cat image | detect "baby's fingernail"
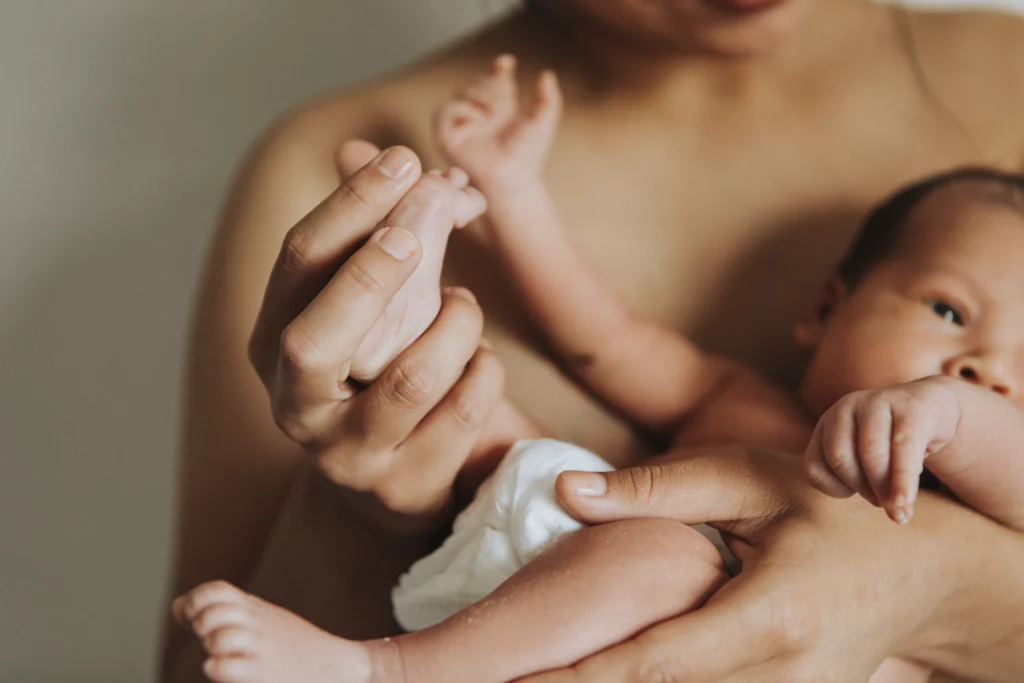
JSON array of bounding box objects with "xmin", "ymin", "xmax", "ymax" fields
[
  {"xmin": 376, "ymin": 227, "xmax": 418, "ymax": 260},
  {"xmin": 562, "ymin": 471, "xmax": 607, "ymax": 497},
  {"xmin": 443, "ymin": 286, "xmax": 477, "ymax": 304},
  {"xmin": 376, "ymin": 147, "xmax": 414, "ymax": 180}
]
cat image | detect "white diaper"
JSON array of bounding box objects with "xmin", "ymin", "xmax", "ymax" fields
[{"xmin": 391, "ymin": 438, "xmax": 735, "ymax": 632}]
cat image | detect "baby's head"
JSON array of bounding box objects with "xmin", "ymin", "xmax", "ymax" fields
[{"xmin": 796, "ymin": 168, "xmax": 1024, "ymax": 415}]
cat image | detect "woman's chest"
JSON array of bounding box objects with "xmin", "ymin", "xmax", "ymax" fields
[{"xmin": 431, "ymin": 94, "xmax": 989, "ymax": 460}]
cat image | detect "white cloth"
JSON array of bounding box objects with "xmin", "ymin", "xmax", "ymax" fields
[{"xmin": 391, "ymin": 438, "xmax": 735, "ymax": 632}]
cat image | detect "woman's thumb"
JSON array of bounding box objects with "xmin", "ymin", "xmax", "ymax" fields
[{"xmin": 555, "ymin": 446, "xmax": 786, "ymax": 529}]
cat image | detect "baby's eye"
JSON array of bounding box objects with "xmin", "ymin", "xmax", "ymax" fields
[{"xmin": 926, "ymin": 300, "xmax": 964, "ymax": 326}]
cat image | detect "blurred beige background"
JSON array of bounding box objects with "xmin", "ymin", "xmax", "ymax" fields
[{"xmin": 0, "ymin": 1, "xmax": 1021, "ymax": 681}]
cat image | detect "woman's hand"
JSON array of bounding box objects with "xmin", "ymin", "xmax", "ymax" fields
[
  {"xmin": 247, "ymin": 145, "xmax": 504, "ymax": 532},
  {"xmin": 518, "ymin": 445, "xmax": 979, "ymax": 683}
]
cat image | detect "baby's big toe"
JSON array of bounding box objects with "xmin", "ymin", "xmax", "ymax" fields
[
  {"xmin": 191, "ymin": 601, "xmax": 253, "ymax": 638},
  {"xmin": 204, "ymin": 625, "xmax": 259, "ymax": 658}
]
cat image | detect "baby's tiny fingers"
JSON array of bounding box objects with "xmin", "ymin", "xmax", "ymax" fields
[
  {"xmin": 889, "ymin": 412, "xmax": 928, "ymax": 524},
  {"xmin": 821, "ymin": 401, "xmax": 878, "ymax": 505},
  {"xmin": 855, "ymin": 398, "xmax": 893, "ymax": 508},
  {"xmin": 803, "ymin": 422, "xmax": 856, "ymax": 498}
]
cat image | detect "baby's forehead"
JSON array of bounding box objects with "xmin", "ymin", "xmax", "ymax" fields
[{"xmin": 900, "ymin": 180, "xmax": 1024, "ymax": 246}]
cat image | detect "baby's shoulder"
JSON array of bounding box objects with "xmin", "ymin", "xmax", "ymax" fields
[{"xmin": 673, "ymin": 366, "xmax": 812, "ymax": 455}]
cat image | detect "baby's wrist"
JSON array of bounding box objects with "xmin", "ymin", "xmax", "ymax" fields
[
  {"xmin": 473, "ymin": 166, "xmax": 543, "ymax": 195},
  {"xmin": 475, "ymin": 171, "xmax": 547, "ymax": 208}
]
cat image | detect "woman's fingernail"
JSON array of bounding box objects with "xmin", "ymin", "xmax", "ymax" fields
[
  {"xmin": 376, "ymin": 227, "xmax": 418, "ymax": 260},
  {"xmin": 892, "ymin": 496, "xmax": 914, "ymax": 525},
  {"xmin": 562, "ymin": 471, "xmax": 607, "ymax": 497},
  {"xmin": 376, "ymin": 148, "xmax": 414, "ymax": 180},
  {"xmin": 443, "ymin": 286, "xmax": 477, "ymax": 304}
]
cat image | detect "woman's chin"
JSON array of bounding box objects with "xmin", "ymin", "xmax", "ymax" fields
[{"xmin": 685, "ymin": 0, "xmax": 809, "ymax": 58}]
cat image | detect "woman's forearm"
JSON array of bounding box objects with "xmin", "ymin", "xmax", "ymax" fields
[
  {"xmin": 907, "ymin": 493, "xmax": 1024, "ymax": 681},
  {"xmin": 163, "ymin": 463, "xmax": 436, "ymax": 683}
]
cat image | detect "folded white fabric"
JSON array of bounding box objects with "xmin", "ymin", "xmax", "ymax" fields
[{"xmin": 391, "ymin": 438, "xmax": 735, "ymax": 632}]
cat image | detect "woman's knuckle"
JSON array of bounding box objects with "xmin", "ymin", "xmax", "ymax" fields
[
  {"xmin": 449, "ymin": 391, "xmax": 490, "ymax": 430},
  {"xmin": 279, "ymin": 227, "xmax": 316, "ymax": 273},
  {"xmin": 333, "ymin": 181, "xmax": 373, "ymax": 209},
  {"xmin": 271, "ymin": 404, "xmax": 311, "ymax": 444},
  {"xmin": 624, "ymin": 465, "xmax": 662, "ymax": 506},
  {"xmin": 341, "ymin": 258, "xmax": 388, "ymax": 296},
  {"xmin": 383, "ymin": 362, "xmax": 436, "ymax": 407},
  {"xmin": 278, "ymin": 324, "xmax": 324, "ymax": 375}
]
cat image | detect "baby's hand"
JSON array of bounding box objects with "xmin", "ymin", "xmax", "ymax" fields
[
  {"xmin": 434, "ymin": 55, "xmax": 562, "ymax": 190},
  {"xmin": 803, "ymin": 378, "xmax": 961, "ymax": 524}
]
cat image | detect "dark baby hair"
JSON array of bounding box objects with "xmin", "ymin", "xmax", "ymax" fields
[{"xmin": 838, "ymin": 167, "xmax": 1024, "ymax": 286}]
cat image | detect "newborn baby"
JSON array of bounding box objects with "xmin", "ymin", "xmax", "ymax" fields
[{"xmin": 174, "ymin": 56, "xmax": 1024, "ymax": 683}]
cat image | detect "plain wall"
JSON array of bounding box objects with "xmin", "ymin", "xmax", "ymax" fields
[
  {"xmin": 0, "ymin": 2, "xmax": 513, "ymax": 681},
  {"xmin": 0, "ymin": 1, "xmax": 1021, "ymax": 681}
]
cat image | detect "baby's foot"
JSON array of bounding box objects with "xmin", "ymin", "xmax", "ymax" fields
[
  {"xmin": 435, "ymin": 54, "xmax": 561, "ymax": 190},
  {"xmin": 174, "ymin": 581, "xmax": 401, "ymax": 683},
  {"xmin": 337, "ymin": 141, "xmax": 487, "ymax": 382}
]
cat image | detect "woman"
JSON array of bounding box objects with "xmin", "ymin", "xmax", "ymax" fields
[{"xmin": 163, "ymin": 0, "xmax": 1024, "ymax": 680}]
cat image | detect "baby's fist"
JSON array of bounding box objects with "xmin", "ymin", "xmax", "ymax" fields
[
  {"xmin": 803, "ymin": 378, "xmax": 961, "ymax": 524},
  {"xmin": 434, "ymin": 55, "xmax": 562, "ymax": 189}
]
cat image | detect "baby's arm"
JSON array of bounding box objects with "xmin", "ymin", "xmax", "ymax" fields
[
  {"xmin": 804, "ymin": 376, "xmax": 1024, "ymax": 529},
  {"xmin": 436, "ymin": 57, "xmax": 738, "ymax": 437}
]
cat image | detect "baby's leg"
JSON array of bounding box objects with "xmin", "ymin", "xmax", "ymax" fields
[
  {"xmin": 869, "ymin": 657, "xmax": 934, "ymax": 683},
  {"xmin": 397, "ymin": 517, "xmax": 728, "ymax": 683},
  {"xmin": 176, "ymin": 519, "xmax": 727, "ymax": 683},
  {"xmin": 336, "ymin": 140, "xmax": 487, "ymax": 382}
]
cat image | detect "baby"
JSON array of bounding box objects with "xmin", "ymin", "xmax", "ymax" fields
[{"xmin": 174, "ymin": 56, "xmax": 1024, "ymax": 683}]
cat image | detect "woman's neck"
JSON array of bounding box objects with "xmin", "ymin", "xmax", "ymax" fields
[{"xmin": 514, "ymin": 0, "xmax": 890, "ymax": 108}]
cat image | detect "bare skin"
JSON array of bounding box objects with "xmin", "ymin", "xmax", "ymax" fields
[
  {"xmin": 165, "ymin": 1, "xmax": 1024, "ymax": 682},
  {"xmin": 176, "ymin": 519, "xmax": 727, "ymax": 683},
  {"xmin": 341, "ymin": 143, "xmax": 487, "ymax": 382},
  {"xmin": 173, "ymin": 62, "xmax": 1024, "ymax": 683}
]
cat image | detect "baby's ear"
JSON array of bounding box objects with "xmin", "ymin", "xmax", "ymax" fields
[{"xmin": 793, "ymin": 275, "xmax": 847, "ymax": 349}]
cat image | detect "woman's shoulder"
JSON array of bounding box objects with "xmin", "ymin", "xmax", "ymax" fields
[
  {"xmin": 908, "ymin": 6, "xmax": 1024, "ymax": 75},
  {"xmin": 905, "ymin": 6, "xmax": 1024, "ymax": 166}
]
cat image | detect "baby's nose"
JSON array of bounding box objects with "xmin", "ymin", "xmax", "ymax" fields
[{"xmin": 945, "ymin": 355, "xmax": 1017, "ymax": 398}]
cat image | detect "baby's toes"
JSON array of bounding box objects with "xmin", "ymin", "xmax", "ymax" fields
[
  {"xmin": 452, "ymin": 186, "xmax": 487, "ymax": 228},
  {"xmin": 444, "ymin": 167, "xmax": 470, "ymax": 189},
  {"xmin": 191, "ymin": 601, "xmax": 253, "ymax": 639},
  {"xmin": 204, "ymin": 625, "xmax": 259, "ymax": 659},
  {"xmin": 174, "ymin": 581, "xmax": 249, "ymax": 626},
  {"xmin": 203, "ymin": 655, "xmax": 262, "ymax": 683}
]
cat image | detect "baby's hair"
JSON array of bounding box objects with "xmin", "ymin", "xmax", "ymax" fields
[{"xmin": 838, "ymin": 167, "xmax": 1024, "ymax": 286}]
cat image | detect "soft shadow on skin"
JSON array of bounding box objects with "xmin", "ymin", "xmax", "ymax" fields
[
  {"xmin": 0, "ymin": 2, "xmax": 515, "ymax": 681},
  {"xmin": 687, "ymin": 205, "xmax": 864, "ymax": 388},
  {"xmin": 444, "ymin": 204, "xmax": 865, "ymax": 387}
]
